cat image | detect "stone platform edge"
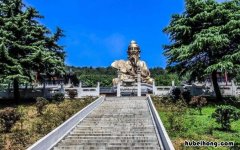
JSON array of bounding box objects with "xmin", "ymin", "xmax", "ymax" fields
[
  {"xmin": 27, "ymin": 96, "xmax": 105, "ymax": 150},
  {"xmin": 147, "ymin": 95, "xmax": 175, "ymax": 150}
]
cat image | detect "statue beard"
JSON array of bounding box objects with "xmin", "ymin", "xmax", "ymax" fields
[{"xmin": 129, "ymin": 55, "xmax": 139, "ymax": 68}]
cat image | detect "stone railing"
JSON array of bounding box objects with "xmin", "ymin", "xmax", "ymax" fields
[
  {"xmin": 236, "ymin": 87, "xmax": 240, "ymax": 96},
  {"xmin": 147, "ymin": 95, "xmax": 175, "ymax": 150},
  {"xmin": 0, "ymin": 82, "xmax": 100, "ymax": 99},
  {"xmin": 27, "ymin": 96, "xmax": 105, "ymax": 150},
  {"xmin": 153, "ymin": 86, "xmax": 172, "ymax": 96}
]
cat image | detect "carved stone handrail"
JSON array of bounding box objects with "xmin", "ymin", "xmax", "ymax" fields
[{"xmin": 147, "ymin": 95, "xmax": 175, "ymax": 150}]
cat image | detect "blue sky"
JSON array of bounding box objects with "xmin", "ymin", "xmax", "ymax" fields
[{"xmin": 24, "ymin": 0, "xmax": 224, "ymax": 68}]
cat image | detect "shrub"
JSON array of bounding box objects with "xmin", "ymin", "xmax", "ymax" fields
[
  {"xmin": 32, "ymin": 109, "xmax": 59, "ymax": 134},
  {"xmin": 181, "ymin": 89, "xmax": 191, "ymax": 104},
  {"xmin": 68, "ymin": 89, "xmax": 77, "ymax": 99},
  {"xmin": 0, "ymin": 107, "xmax": 20, "ymax": 133},
  {"xmin": 17, "ymin": 106, "xmax": 25, "ymax": 130},
  {"xmin": 170, "ymin": 87, "xmax": 181, "ymax": 102},
  {"xmin": 189, "ymin": 96, "xmax": 207, "ymax": 115},
  {"xmin": 53, "ymin": 93, "xmax": 65, "ymax": 102},
  {"xmin": 11, "ymin": 130, "xmax": 31, "ymax": 149},
  {"xmin": 212, "ymin": 105, "xmax": 240, "ymax": 131},
  {"xmin": 167, "ymin": 104, "xmax": 187, "ymax": 136},
  {"xmin": 36, "ymin": 97, "xmax": 49, "ymax": 115},
  {"xmin": 0, "ymin": 135, "xmax": 4, "ymax": 149},
  {"xmin": 168, "ymin": 112, "xmax": 186, "ymax": 135}
]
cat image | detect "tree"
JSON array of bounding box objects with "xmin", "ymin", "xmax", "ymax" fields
[
  {"xmin": 0, "ymin": 0, "xmax": 65, "ymax": 103},
  {"xmin": 212, "ymin": 105, "xmax": 239, "ymax": 131},
  {"xmin": 163, "ymin": 0, "xmax": 240, "ymax": 101}
]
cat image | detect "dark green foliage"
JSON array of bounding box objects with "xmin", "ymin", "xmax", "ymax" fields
[
  {"xmin": 0, "ymin": 107, "xmax": 20, "ymax": 133},
  {"xmin": 154, "ymin": 74, "xmax": 180, "ymax": 86},
  {"xmin": 35, "ymin": 97, "xmax": 48, "ymax": 115},
  {"xmin": 67, "ymin": 66, "xmax": 117, "ymax": 87},
  {"xmin": 163, "ymin": 0, "xmax": 240, "ymax": 101},
  {"xmin": 182, "ymin": 89, "xmax": 191, "ymax": 104},
  {"xmin": 230, "ymin": 143, "xmax": 240, "ymax": 150},
  {"xmin": 150, "ymin": 67, "xmax": 180, "ymax": 86},
  {"xmin": 149, "ymin": 67, "xmax": 165, "ymax": 77},
  {"xmin": 0, "ymin": 0, "xmax": 65, "ymax": 102},
  {"xmin": 68, "ymin": 89, "xmax": 77, "ymax": 99},
  {"xmin": 53, "ymin": 93, "xmax": 64, "ymax": 102},
  {"xmin": 236, "ymin": 73, "xmax": 240, "ymax": 83},
  {"xmin": 79, "ymin": 75, "xmax": 113, "ymax": 87},
  {"xmin": 67, "ymin": 66, "xmax": 179, "ymax": 87},
  {"xmin": 67, "ymin": 66, "xmax": 117, "ymax": 76},
  {"xmin": 189, "ymin": 96, "xmax": 207, "ymax": 115},
  {"xmin": 170, "ymin": 87, "xmax": 181, "ymax": 101},
  {"xmin": 212, "ymin": 105, "xmax": 240, "ymax": 131}
]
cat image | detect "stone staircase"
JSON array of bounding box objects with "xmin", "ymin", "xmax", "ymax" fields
[{"xmin": 53, "ymin": 97, "xmax": 162, "ymax": 150}]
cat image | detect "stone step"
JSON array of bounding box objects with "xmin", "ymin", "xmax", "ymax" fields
[
  {"xmin": 59, "ymin": 139, "xmax": 158, "ymax": 145},
  {"xmin": 54, "ymin": 146, "xmax": 159, "ymax": 150},
  {"xmin": 70, "ymin": 130, "xmax": 155, "ymax": 134},
  {"xmin": 71, "ymin": 129, "xmax": 155, "ymax": 133},
  {"xmin": 105, "ymin": 97, "xmax": 146, "ymax": 100},
  {"xmin": 68, "ymin": 133, "xmax": 157, "ymax": 137},
  {"xmin": 66, "ymin": 136, "xmax": 158, "ymax": 140},
  {"xmin": 79, "ymin": 121, "xmax": 153, "ymax": 124},
  {"xmin": 74, "ymin": 125, "xmax": 155, "ymax": 129},
  {"xmin": 80, "ymin": 118, "xmax": 152, "ymax": 120},
  {"xmin": 53, "ymin": 98, "xmax": 161, "ymax": 149},
  {"xmin": 57, "ymin": 142, "xmax": 159, "ymax": 147}
]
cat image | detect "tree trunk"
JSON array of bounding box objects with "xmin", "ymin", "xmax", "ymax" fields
[
  {"xmin": 211, "ymin": 71, "xmax": 223, "ymax": 101},
  {"xmin": 13, "ymin": 78, "xmax": 20, "ymax": 104}
]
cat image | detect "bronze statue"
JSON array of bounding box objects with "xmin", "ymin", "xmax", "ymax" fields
[{"xmin": 111, "ymin": 40, "xmax": 153, "ymax": 85}]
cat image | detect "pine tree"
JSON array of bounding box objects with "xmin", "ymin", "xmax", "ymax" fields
[
  {"xmin": 163, "ymin": 0, "xmax": 240, "ymax": 101},
  {"xmin": 0, "ymin": 0, "xmax": 65, "ymax": 103}
]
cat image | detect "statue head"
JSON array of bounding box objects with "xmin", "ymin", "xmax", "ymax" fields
[{"xmin": 127, "ymin": 40, "xmax": 140, "ymax": 66}]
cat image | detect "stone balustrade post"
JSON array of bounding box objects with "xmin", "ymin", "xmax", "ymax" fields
[
  {"xmin": 60, "ymin": 83, "xmax": 65, "ymax": 94},
  {"xmin": 152, "ymin": 80, "xmax": 156, "ymax": 95},
  {"xmin": 232, "ymin": 80, "xmax": 236, "ymax": 96},
  {"xmin": 117, "ymin": 82, "xmax": 121, "ymax": 97},
  {"xmin": 77, "ymin": 82, "xmax": 82, "ymax": 98},
  {"xmin": 97, "ymin": 82, "xmax": 100, "ymax": 96},
  {"xmin": 172, "ymin": 80, "xmax": 175, "ymax": 87}
]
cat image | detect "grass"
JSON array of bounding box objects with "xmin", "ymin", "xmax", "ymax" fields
[
  {"xmin": 0, "ymin": 97, "xmax": 95, "ymax": 150},
  {"xmin": 152, "ymin": 96, "xmax": 240, "ymax": 150}
]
